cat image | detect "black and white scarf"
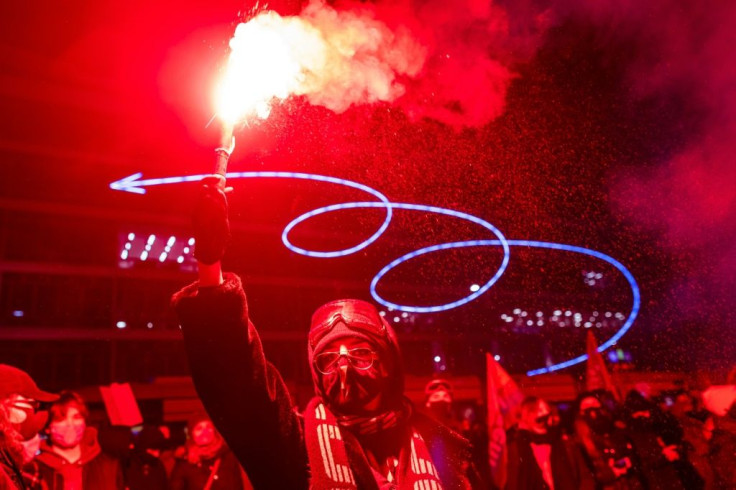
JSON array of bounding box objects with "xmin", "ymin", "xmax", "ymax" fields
[{"xmin": 304, "ymin": 398, "xmax": 444, "ymax": 489}]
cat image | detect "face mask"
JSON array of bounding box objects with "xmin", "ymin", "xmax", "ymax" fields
[
  {"xmin": 528, "ymin": 431, "xmax": 555, "ymax": 444},
  {"xmin": 321, "ymin": 363, "xmax": 384, "ymax": 414},
  {"xmin": 50, "ymin": 420, "xmax": 86, "ymax": 448},
  {"xmin": 584, "ymin": 409, "xmax": 612, "ymax": 434},
  {"xmin": 427, "ymin": 401, "xmax": 452, "ymax": 420}
]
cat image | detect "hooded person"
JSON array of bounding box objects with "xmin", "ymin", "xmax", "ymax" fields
[
  {"xmin": 34, "ymin": 391, "xmax": 123, "ymax": 490},
  {"xmin": 423, "ymin": 378, "xmax": 456, "ymax": 428},
  {"xmin": 0, "ymin": 364, "xmax": 58, "ymax": 490},
  {"xmin": 506, "ymin": 396, "xmax": 593, "ymax": 490},
  {"xmin": 573, "ymin": 393, "xmax": 644, "ymax": 490},
  {"xmin": 171, "ymin": 175, "xmax": 481, "ymax": 489}
]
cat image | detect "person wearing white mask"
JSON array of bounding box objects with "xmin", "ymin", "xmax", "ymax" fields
[{"xmin": 35, "ymin": 391, "xmax": 123, "ymax": 490}]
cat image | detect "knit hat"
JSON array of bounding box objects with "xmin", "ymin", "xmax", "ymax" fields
[
  {"xmin": 307, "ymin": 299, "xmax": 404, "ymax": 408},
  {"xmin": 0, "ymin": 364, "xmax": 58, "ymax": 402}
]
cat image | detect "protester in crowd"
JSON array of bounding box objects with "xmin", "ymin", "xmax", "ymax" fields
[
  {"xmin": 125, "ymin": 425, "xmax": 168, "ymax": 490},
  {"xmin": 669, "ymin": 391, "xmax": 715, "ymax": 489},
  {"xmin": 574, "ymin": 392, "xmax": 645, "ymax": 489},
  {"xmin": 20, "ymin": 434, "xmax": 47, "ymax": 490},
  {"xmin": 35, "ymin": 390, "xmax": 123, "ymax": 489},
  {"xmin": 169, "ymin": 412, "xmax": 249, "ymax": 490},
  {"xmin": 507, "ymin": 396, "xmax": 593, "ymax": 490},
  {"xmin": 621, "ymin": 389, "xmax": 690, "ymax": 489},
  {"xmin": 171, "ymin": 175, "xmax": 482, "ymax": 488},
  {"xmin": 709, "ymin": 402, "xmax": 736, "ymax": 489},
  {"xmin": 459, "ymin": 406, "xmax": 495, "ymax": 490},
  {"xmin": 0, "ymin": 364, "xmax": 58, "ymax": 490},
  {"xmin": 423, "ymin": 378, "xmax": 458, "ymax": 429},
  {"xmin": 702, "ymin": 385, "xmax": 736, "ymax": 489},
  {"xmin": 424, "ymin": 378, "xmax": 499, "ymax": 489}
]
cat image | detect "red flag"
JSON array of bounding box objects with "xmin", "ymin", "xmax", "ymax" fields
[
  {"xmin": 585, "ymin": 331, "xmax": 620, "ymax": 400},
  {"xmin": 486, "ymin": 353, "xmax": 523, "ymax": 489}
]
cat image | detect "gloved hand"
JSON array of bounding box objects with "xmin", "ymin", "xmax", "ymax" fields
[{"xmin": 193, "ymin": 175, "xmax": 231, "ymax": 265}]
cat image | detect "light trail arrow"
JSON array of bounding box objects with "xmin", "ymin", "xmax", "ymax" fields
[{"xmin": 109, "ymin": 170, "xmax": 640, "ymax": 376}]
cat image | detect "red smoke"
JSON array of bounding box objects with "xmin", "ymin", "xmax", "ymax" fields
[
  {"xmin": 364, "ymin": 0, "xmax": 551, "ymax": 127},
  {"xmin": 599, "ymin": 0, "xmax": 736, "ymax": 333}
]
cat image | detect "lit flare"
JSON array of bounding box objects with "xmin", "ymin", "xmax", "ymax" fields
[{"xmin": 213, "ymin": 1, "xmax": 426, "ymax": 125}]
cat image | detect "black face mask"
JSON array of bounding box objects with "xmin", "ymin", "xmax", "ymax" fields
[
  {"xmin": 427, "ymin": 401, "xmax": 452, "ymax": 420},
  {"xmin": 546, "ymin": 422, "xmax": 562, "ymax": 440},
  {"xmin": 584, "ymin": 409, "xmax": 613, "ymax": 434},
  {"xmin": 321, "ymin": 364, "xmax": 385, "ymax": 415},
  {"xmin": 527, "ymin": 430, "xmax": 556, "ymax": 444}
]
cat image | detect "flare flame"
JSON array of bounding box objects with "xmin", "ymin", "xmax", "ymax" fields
[{"xmin": 214, "ymin": 1, "xmax": 426, "ymax": 125}]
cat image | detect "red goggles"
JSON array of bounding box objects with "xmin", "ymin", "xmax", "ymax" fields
[
  {"xmin": 313, "ymin": 347, "xmax": 377, "ymax": 375},
  {"xmin": 308, "ymin": 299, "xmax": 387, "ymax": 350}
]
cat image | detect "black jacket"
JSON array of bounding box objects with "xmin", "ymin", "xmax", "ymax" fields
[
  {"xmin": 168, "ymin": 447, "xmax": 244, "ymax": 490},
  {"xmin": 506, "ymin": 429, "xmax": 593, "ymax": 490},
  {"xmin": 172, "ymin": 273, "xmax": 480, "ymax": 489}
]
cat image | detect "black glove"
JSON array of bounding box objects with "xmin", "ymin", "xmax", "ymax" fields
[{"xmin": 193, "ymin": 175, "xmax": 230, "ymax": 265}]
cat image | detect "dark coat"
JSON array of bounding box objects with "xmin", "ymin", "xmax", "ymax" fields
[
  {"xmin": 35, "ymin": 427, "xmax": 123, "ymax": 490},
  {"xmin": 172, "ymin": 272, "xmax": 480, "ymax": 489},
  {"xmin": 124, "ymin": 452, "xmax": 168, "ymax": 490},
  {"xmin": 574, "ymin": 420, "xmax": 645, "ymax": 490},
  {"xmin": 168, "ymin": 447, "xmax": 244, "ymax": 490},
  {"xmin": 507, "ymin": 430, "xmax": 593, "ymax": 490}
]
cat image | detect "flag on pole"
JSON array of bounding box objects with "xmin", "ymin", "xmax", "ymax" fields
[
  {"xmin": 486, "ymin": 353, "xmax": 523, "ymax": 489},
  {"xmin": 585, "ymin": 330, "xmax": 620, "ymax": 400}
]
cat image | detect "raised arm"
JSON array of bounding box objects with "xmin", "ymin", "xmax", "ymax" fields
[{"xmin": 171, "ymin": 176, "xmax": 308, "ymax": 489}]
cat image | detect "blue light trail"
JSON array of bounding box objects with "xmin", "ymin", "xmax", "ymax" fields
[{"xmin": 110, "ymin": 171, "xmax": 640, "ymax": 375}]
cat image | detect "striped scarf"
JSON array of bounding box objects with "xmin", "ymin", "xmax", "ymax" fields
[{"xmin": 304, "ymin": 398, "xmax": 444, "ymax": 489}]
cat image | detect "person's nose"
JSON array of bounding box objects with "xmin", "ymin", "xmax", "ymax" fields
[{"xmin": 338, "ymin": 358, "xmax": 350, "ymax": 382}]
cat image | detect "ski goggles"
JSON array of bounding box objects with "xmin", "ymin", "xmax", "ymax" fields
[
  {"xmin": 308, "ymin": 299, "xmax": 387, "ymax": 350},
  {"xmin": 313, "ymin": 347, "xmax": 377, "ymax": 375}
]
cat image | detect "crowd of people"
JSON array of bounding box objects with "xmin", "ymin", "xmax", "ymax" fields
[
  {"xmin": 503, "ymin": 387, "xmax": 734, "ymax": 489},
  {"xmin": 422, "ymin": 376, "xmax": 736, "ymax": 490},
  {"xmin": 2, "ymin": 363, "xmax": 734, "ymax": 490},
  {"xmin": 0, "ymin": 364, "xmax": 251, "ymax": 489}
]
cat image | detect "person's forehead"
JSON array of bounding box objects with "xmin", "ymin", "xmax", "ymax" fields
[
  {"xmin": 321, "ymin": 337, "xmax": 374, "ymax": 351},
  {"xmin": 428, "ymin": 389, "xmax": 451, "ymax": 402},
  {"xmin": 61, "ymin": 406, "xmax": 82, "ymax": 418},
  {"xmin": 194, "ymin": 420, "xmax": 213, "ymax": 430}
]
